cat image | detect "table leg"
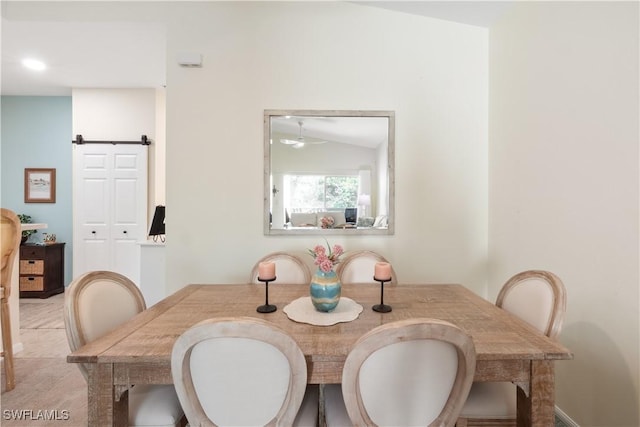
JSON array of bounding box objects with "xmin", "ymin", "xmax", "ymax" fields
[
  {"xmin": 517, "ymin": 360, "xmax": 555, "ymax": 427},
  {"xmin": 114, "ymin": 390, "xmax": 129, "ymax": 426},
  {"xmin": 87, "ymin": 364, "xmax": 113, "ymax": 425},
  {"xmin": 87, "ymin": 364, "xmax": 128, "ymax": 426}
]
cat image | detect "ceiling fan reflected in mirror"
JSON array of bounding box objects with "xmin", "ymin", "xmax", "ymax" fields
[{"xmin": 280, "ymin": 120, "xmax": 327, "ymax": 148}]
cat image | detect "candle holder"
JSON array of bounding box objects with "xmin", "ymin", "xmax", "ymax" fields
[
  {"xmin": 257, "ymin": 277, "xmax": 277, "ymax": 313},
  {"xmin": 372, "ymin": 277, "xmax": 392, "ymax": 313}
]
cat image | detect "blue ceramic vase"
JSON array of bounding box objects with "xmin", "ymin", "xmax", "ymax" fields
[{"xmin": 310, "ymin": 269, "xmax": 341, "ymax": 312}]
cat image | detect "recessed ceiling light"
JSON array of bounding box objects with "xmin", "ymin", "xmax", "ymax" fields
[{"xmin": 22, "ymin": 58, "xmax": 47, "ymax": 71}]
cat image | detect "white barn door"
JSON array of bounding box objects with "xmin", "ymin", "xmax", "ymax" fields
[{"xmin": 73, "ymin": 143, "xmax": 148, "ymax": 284}]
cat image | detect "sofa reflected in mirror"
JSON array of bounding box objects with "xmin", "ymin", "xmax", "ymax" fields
[
  {"xmin": 264, "ymin": 110, "xmax": 395, "ymax": 236},
  {"xmin": 284, "ymin": 209, "xmax": 389, "ymax": 231}
]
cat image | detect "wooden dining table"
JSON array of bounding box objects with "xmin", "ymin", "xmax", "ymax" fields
[{"xmin": 67, "ymin": 283, "xmax": 572, "ymax": 427}]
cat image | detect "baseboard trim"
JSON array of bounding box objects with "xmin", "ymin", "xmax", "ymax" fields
[
  {"xmin": 0, "ymin": 342, "xmax": 23, "ymax": 359},
  {"xmin": 556, "ymin": 405, "xmax": 580, "ymax": 427}
]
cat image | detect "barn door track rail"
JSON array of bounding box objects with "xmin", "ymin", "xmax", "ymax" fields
[{"xmin": 72, "ymin": 135, "xmax": 151, "ymax": 145}]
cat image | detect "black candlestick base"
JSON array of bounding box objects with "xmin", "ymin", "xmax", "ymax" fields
[
  {"xmin": 372, "ymin": 276, "xmax": 392, "ymax": 313},
  {"xmin": 257, "ymin": 304, "xmax": 277, "ymax": 313},
  {"xmin": 372, "ymin": 303, "xmax": 392, "ymax": 313},
  {"xmin": 257, "ymin": 277, "xmax": 277, "ymax": 313}
]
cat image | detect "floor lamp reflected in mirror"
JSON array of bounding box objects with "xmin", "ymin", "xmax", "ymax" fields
[{"xmin": 358, "ymin": 194, "xmax": 370, "ymax": 218}]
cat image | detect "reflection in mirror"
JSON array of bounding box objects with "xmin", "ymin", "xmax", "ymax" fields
[{"xmin": 264, "ymin": 110, "xmax": 394, "ymax": 235}]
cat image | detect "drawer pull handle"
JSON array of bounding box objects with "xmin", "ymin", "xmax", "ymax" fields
[
  {"xmin": 123, "ymin": 230, "xmax": 127, "ymax": 234},
  {"xmin": 92, "ymin": 231, "xmax": 96, "ymax": 234},
  {"xmin": 28, "ymin": 260, "xmax": 35, "ymax": 264},
  {"xmin": 28, "ymin": 277, "xmax": 35, "ymax": 281}
]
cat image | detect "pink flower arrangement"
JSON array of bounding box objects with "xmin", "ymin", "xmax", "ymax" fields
[
  {"xmin": 320, "ymin": 216, "xmax": 335, "ymax": 229},
  {"xmin": 308, "ymin": 240, "xmax": 344, "ymax": 273}
]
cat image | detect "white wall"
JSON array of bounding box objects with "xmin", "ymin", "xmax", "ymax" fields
[
  {"xmin": 72, "ymin": 89, "xmax": 156, "ymax": 141},
  {"xmin": 164, "ymin": 2, "xmax": 488, "ymax": 291},
  {"xmin": 489, "ymin": 3, "xmax": 639, "ymax": 425},
  {"xmin": 152, "ymin": 87, "xmax": 167, "ymax": 207}
]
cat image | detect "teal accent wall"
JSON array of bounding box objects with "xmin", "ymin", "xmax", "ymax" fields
[{"xmin": 1, "ymin": 96, "xmax": 73, "ymax": 286}]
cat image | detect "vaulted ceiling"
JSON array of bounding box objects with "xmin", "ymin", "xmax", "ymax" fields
[{"xmin": 1, "ymin": 2, "xmax": 511, "ymax": 96}]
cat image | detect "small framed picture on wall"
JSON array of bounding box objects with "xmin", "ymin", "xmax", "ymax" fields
[{"xmin": 24, "ymin": 168, "xmax": 56, "ymax": 203}]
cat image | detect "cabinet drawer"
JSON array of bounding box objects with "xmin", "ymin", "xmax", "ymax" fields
[
  {"xmin": 20, "ymin": 260, "xmax": 44, "ymax": 275},
  {"xmin": 20, "ymin": 277, "xmax": 44, "ymax": 291},
  {"xmin": 20, "ymin": 245, "xmax": 46, "ymax": 259}
]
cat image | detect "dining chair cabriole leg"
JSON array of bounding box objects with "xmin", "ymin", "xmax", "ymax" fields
[
  {"xmin": 1, "ymin": 208, "xmax": 21, "ymax": 392},
  {"xmin": 1, "ymin": 295, "xmax": 16, "ymax": 391}
]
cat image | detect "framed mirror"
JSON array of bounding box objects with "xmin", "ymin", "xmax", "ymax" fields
[{"xmin": 264, "ymin": 110, "xmax": 395, "ymax": 235}]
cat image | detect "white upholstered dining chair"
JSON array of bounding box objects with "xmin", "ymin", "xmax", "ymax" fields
[
  {"xmin": 171, "ymin": 317, "xmax": 319, "ymax": 427},
  {"xmin": 456, "ymin": 270, "xmax": 567, "ymax": 427},
  {"xmin": 336, "ymin": 250, "xmax": 397, "ymax": 285},
  {"xmin": 64, "ymin": 270, "xmax": 186, "ymax": 426},
  {"xmin": 1, "ymin": 208, "xmax": 21, "ymax": 392},
  {"xmin": 324, "ymin": 318, "xmax": 476, "ymax": 427},
  {"xmin": 249, "ymin": 252, "xmax": 311, "ymax": 285}
]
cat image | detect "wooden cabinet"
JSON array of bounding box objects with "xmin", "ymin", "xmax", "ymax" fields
[{"xmin": 19, "ymin": 243, "xmax": 65, "ymax": 298}]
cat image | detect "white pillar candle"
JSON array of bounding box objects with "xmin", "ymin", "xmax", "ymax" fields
[
  {"xmin": 258, "ymin": 261, "xmax": 276, "ymax": 280},
  {"xmin": 374, "ymin": 262, "xmax": 392, "ymax": 281}
]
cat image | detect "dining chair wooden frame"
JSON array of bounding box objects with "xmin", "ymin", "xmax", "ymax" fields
[
  {"xmin": 1, "ymin": 208, "xmax": 22, "ymax": 392},
  {"xmin": 249, "ymin": 251, "xmax": 311, "ymax": 285},
  {"xmin": 457, "ymin": 269, "xmax": 567, "ymax": 427},
  {"xmin": 336, "ymin": 250, "xmax": 398, "ymax": 285},
  {"xmin": 171, "ymin": 317, "xmax": 311, "ymax": 427},
  {"xmin": 64, "ymin": 270, "xmax": 186, "ymax": 426},
  {"xmin": 336, "ymin": 318, "xmax": 476, "ymax": 427}
]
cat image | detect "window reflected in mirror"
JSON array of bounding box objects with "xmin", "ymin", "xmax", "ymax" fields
[{"xmin": 264, "ymin": 110, "xmax": 395, "ymax": 235}]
